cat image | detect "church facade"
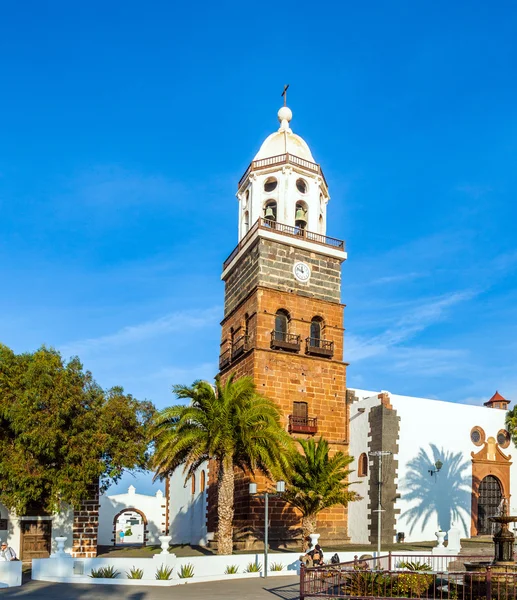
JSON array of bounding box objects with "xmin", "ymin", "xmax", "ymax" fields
[{"xmin": 166, "ymin": 102, "xmax": 516, "ymax": 548}]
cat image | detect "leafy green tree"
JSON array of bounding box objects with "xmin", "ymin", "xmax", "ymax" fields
[
  {"xmin": 151, "ymin": 375, "xmax": 292, "ymax": 555},
  {"xmin": 282, "ymin": 437, "xmax": 360, "ymax": 549},
  {"xmin": 0, "ymin": 344, "xmax": 154, "ymax": 513}
]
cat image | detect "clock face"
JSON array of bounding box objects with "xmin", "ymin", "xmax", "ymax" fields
[{"xmin": 293, "ymin": 261, "xmax": 311, "ymax": 282}]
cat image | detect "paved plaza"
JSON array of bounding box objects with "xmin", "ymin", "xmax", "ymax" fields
[{"xmin": 0, "ymin": 576, "xmax": 300, "ymax": 599}]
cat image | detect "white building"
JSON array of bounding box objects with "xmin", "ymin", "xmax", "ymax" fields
[
  {"xmin": 348, "ymin": 388, "xmax": 516, "ymax": 544},
  {"xmin": 168, "ymin": 462, "xmax": 208, "ymax": 545},
  {"xmin": 98, "ymin": 486, "xmax": 166, "ymax": 546}
]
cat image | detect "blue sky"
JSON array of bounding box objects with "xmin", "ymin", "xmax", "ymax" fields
[{"xmin": 1, "ymin": 1, "xmax": 516, "ymax": 493}]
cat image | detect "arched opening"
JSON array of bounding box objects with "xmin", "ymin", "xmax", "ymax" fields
[
  {"xmin": 264, "ymin": 200, "xmax": 277, "ymax": 222},
  {"xmin": 477, "ymin": 475, "xmax": 502, "ymax": 534},
  {"xmin": 296, "ymin": 178, "xmax": 308, "ymax": 194},
  {"xmin": 358, "ymin": 453, "xmax": 368, "ymax": 477},
  {"xmin": 274, "ymin": 309, "xmax": 289, "ymax": 342},
  {"xmin": 295, "ymin": 201, "xmax": 308, "ymax": 230},
  {"xmin": 243, "ymin": 210, "xmax": 249, "ymax": 234},
  {"xmin": 112, "ymin": 508, "xmax": 148, "ymax": 546},
  {"xmin": 200, "ymin": 470, "xmax": 206, "ymax": 493},
  {"xmin": 310, "ymin": 317, "xmax": 323, "ymax": 348},
  {"xmin": 319, "ymin": 214, "xmax": 324, "ymax": 233},
  {"xmin": 191, "ymin": 473, "xmax": 196, "ymax": 496},
  {"xmin": 264, "ymin": 177, "xmax": 277, "ymax": 193}
]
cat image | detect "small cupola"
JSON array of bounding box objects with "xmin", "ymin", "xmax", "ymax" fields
[{"xmin": 484, "ymin": 391, "xmax": 510, "ymax": 410}]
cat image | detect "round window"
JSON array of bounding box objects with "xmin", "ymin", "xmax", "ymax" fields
[
  {"xmin": 296, "ymin": 178, "xmax": 307, "ymax": 194},
  {"xmin": 264, "ymin": 178, "xmax": 277, "ymax": 193},
  {"xmin": 497, "ymin": 430, "xmax": 510, "ymax": 448},
  {"xmin": 471, "ymin": 427, "xmax": 485, "ymax": 446}
]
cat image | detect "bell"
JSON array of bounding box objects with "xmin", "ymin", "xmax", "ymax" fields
[
  {"xmin": 295, "ymin": 207, "xmax": 307, "ymax": 228},
  {"xmin": 265, "ymin": 206, "xmax": 275, "ymax": 220}
]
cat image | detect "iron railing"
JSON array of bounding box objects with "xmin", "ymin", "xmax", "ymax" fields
[
  {"xmin": 300, "ymin": 553, "xmax": 498, "ymax": 600},
  {"xmin": 270, "ymin": 330, "xmax": 301, "ymax": 352},
  {"xmin": 231, "ymin": 335, "xmax": 249, "ymax": 360},
  {"xmin": 222, "ymin": 218, "xmax": 345, "ymax": 271},
  {"xmin": 219, "ymin": 349, "xmax": 231, "ymax": 370},
  {"xmin": 306, "ymin": 337, "xmax": 334, "ymax": 357},
  {"xmin": 289, "ymin": 415, "xmax": 318, "ymax": 434}
]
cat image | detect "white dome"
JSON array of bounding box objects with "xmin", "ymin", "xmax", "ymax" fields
[
  {"xmin": 253, "ymin": 106, "xmax": 316, "ymax": 163},
  {"xmin": 254, "ymin": 131, "xmax": 315, "ymax": 162}
]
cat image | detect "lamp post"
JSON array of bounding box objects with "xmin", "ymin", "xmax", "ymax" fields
[
  {"xmin": 428, "ymin": 460, "xmax": 443, "ymax": 477},
  {"xmin": 368, "ymin": 451, "xmax": 392, "ymax": 560},
  {"xmin": 249, "ymin": 480, "xmax": 285, "ymax": 578}
]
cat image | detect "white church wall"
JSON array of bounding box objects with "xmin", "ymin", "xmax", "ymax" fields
[
  {"xmin": 392, "ymin": 394, "xmax": 507, "ymax": 543},
  {"xmin": 98, "ymin": 486, "xmax": 166, "ymax": 546},
  {"xmin": 168, "ymin": 461, "xmax": 208, "ymax": 545},
  {"xmin": 348, "ymin": 393, "xmax": 384, "ymax": 544}
]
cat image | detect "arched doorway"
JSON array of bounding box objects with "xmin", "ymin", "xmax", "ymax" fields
[
  {"xmin": 112, "ymin": 508, "xmax": 148, "ymax": 546},
  {"xmin": 477, "ymin": 475, "xmax": 502, "ymax": 535}
]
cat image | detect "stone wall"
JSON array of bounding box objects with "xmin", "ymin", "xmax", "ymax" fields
[
  {"xmin": 367, "ymin": 396, "xmax": 400, "ymax": 545},
  {"xmin": 72, "ymin": 483, "xmax": 99, "ymax": 558}
]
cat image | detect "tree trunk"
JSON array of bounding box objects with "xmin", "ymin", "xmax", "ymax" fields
[
  {"xmin": 302, "ymin": 514, "xmax": 317, "ymax": 551},
  {"xmin": 217, "ymin": 458, "xmax": 235, "ymax": 555}
]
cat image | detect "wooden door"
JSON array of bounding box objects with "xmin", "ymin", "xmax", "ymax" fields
[{"xmin": 21, "ymin": 520, "xmax": 51, "ymax": 560}]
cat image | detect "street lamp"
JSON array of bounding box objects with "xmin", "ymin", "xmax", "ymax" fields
[
  {"xmin": 428, "ymin": 460, "xmax": 443, "ymax": 477},
  {"xmin": 249, "ymin": 480, "xmax": 285, "ymax": 578}
]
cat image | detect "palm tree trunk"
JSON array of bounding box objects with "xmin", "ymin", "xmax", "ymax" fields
[
  {"xmin": 302, "ymin": 514, "xmax": 318, "ymax": 551},
  {"xmin": 217, "ymin": 458, "xmax": 235, "ymax": 555}
]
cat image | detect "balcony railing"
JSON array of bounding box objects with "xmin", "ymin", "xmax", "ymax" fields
[
  {"xmin": 238, "ymin": 152, "xmax": 327, "ymax": 189},
  {"xmin": 289, "ymin": 415, "xmax": 318, "ymax": 434},
  {"xmin": 231, "ymin": 335, "xmax": 249, "ymax": 360},
  {"xmin": 305, "ymin": 337, "xmax": 334, "ymax": 358},
  {"xmin": 219, "ymin": 349, "xmax": 231, "ymax": 370},
  {"xmin": 270, "ymin": 331, "xmax": 301, "ymax": 352},
  {"xmin": 223, "ymin": 218, "xmax": 345, "ymax": 270}
]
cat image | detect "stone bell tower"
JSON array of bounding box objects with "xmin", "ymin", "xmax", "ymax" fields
[{"xmin": 212, "ymin": 104, "xmax": 349, "ymax": 547}]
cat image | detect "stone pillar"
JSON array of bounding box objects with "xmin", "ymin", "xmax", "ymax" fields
[{"xmin": 72, "ymin": 482, "xmax": 99, "ymax": 558}]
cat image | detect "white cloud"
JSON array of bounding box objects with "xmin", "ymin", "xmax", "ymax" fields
[
  {"xmin": 347, "ymin": 290, "xmax": 477, "ymax": 363},
  {"xmin": 60, "ymin": 307, "xmax": 221, "ymax": 357}
]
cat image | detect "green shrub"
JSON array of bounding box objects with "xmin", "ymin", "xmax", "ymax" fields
[
  {"xmin": 225, "ymin": 564, "xmax": 239, "ymax": 574},
  {"xmin": 90, "ymin": 566, "xmax": 120, "ymax": 578},
  {"xmin": 245, "ymin": 562, "xmax": 262, "ymax": 573},
  {"xmin": 124, "ymin": 528, "xmax": 133, "ymax": 536},
  {"xmin": 270, "ymin": 562, "xmax": 284, "ymax": 572},
  {"xmin": 345, "ymin": 571, "xmax": 392, "ymax": 596},
  {"xmin": 394, "ymin": 571, "xmax": 433, "ymax": 597},
  {"xmin": 126, "ymin": 566, "xmax": 143, "ymax": 579},
  {"xmin": 178, "ymin": 563, "xmax": 195, "ymax": 579},
  {"xmin": 155, "ymin": 564, "xmax": 174, "ymax": 580},
  {"xmin": 397, "ymin": 560, "xmax": 432, "ymax": 572}
]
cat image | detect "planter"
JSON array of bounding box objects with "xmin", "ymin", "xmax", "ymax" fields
[
  {"xmin": 158, "ymin": 535, "xmax": 172, "ymax": 555},
  {"xmin": 52, "ymin": 536, "xmax": 68, "ymax": 558},
  {"xmin": 435, "ymin": 531, "xmax": 446, "ymax": 548}
]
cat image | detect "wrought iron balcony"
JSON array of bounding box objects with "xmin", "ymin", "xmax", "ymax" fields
[
  {"xmin": 305, "ymin": 337, "xmax": 334, "ymax": 358},
  {"xmin": 270, "ymin": 331, "xmax": 301, "ymax": 352},
  {"xmin": 288, "ymin": 415, "xmax": 318, "ymax": 435},
  {"xmin": 219, "ymin": 349, "xmax": 231, "ymax": 370},
  {"xmin": 231, "ymin": 335, "xmax": 249, "ymax": 360}
]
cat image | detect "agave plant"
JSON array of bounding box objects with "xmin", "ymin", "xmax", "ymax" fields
[
  {"xmin": 270, "ymin": 562, "xmax": 284, "ymax": 572},
  {"xmin": 178, "ymin": 563, "xmax": 195, "ymax": 579},
  {"xmin": 225, "ymin": 564, "xmax": 239, "ymax": 574},
  {"xmin": 126, "ymin": 566, "xmax": 144, "ymax": 579},
  {"xmin": 245, "ymin": 562, "xmax": 262, "ymax": 573},
  {"xmin": 155, "ymin": 564, "xmax": 174, "ymax": 580},
  {"xmin": 90, "ymin": 566, "xmax": 120, "ymax": 578}
]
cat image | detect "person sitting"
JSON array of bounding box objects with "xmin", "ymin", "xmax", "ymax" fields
[
  {"xmin": 0, "ymin": 542, "xmax": 17, "ymax": 561},
  {"xmin": 308, "ymin": 544, "xmax": 324, "ymax": 566}
]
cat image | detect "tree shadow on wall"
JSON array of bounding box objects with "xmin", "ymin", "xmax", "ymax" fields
[{"xmin": 400, "ymin": 444, "xmax": 471, "ymax": 534}]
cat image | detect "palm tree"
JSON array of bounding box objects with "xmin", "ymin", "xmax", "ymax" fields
[
  {"xmin": 150, "ymin": 375, "xmax": 292, "ymax": 555},
  {"xmin": 282, "ymin": 437, "xmax": 360, "ymax": 549}
]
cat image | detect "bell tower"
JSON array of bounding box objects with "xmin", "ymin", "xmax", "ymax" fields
[{"xmin": 214, "ymin": 105, "xmax": 349, "ymax": 547}]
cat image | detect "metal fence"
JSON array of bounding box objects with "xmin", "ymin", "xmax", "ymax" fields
[{"xmin": 300, "ymin": 554, "xmax": 510, "ymax": 600}]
